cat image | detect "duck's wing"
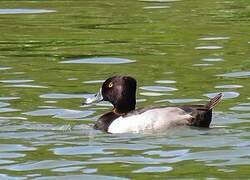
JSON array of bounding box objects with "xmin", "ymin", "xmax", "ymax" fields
[
  {"xmin": 179, "ymin": 93, "xmax": 223, "ymax": 127},
  {"xmin": 108, "ymin": 107, "xmax": 193, "ymax": 134}
]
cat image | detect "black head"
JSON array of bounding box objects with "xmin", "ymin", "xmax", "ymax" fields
[{"xmin": 101, "ymin": 76, "xmax": 137, "ymax": 113}]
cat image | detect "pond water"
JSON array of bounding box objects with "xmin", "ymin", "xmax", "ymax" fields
[{"xmin": 0, "ymin": 0, "xmax": 250, "ymax": 179}]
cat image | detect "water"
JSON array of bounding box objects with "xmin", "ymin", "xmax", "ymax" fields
[
  {"xmin": 60, "ymin": 57, "xmax": 136, "ymax": 64},
  {"xmin": 0, "ymin": 0, "xmax": 250, "ymax": 179}
]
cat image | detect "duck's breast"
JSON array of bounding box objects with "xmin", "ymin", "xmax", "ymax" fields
[{"xmin": 107, "ymin": 107, "xmax": 193, "ymax": 133}]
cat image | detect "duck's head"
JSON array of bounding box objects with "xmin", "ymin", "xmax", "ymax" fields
[{"xmin": 84, "ymin": 76, "xmax": 137, "ymax": 113}]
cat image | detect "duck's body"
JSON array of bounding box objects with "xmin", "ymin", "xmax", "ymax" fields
[
  {"xmin": 84, "ymin": 76, "xmax": 222, "ymax": 134},
  {"xmin": 106, "ymin": 107, "xmax": 192, "ymax": 133}
]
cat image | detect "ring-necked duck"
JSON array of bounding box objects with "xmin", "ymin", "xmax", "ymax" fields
[{"xmin": 84, "ymin": 76, "xmax": 222, "ymax": 134}]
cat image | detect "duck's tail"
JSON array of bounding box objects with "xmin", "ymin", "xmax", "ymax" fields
[
  {"xmin": 205, "ymin": 93, "xmax": 223, "ymax": 110},
  {"xmin": 182, "ymin": 93, "xmax": 223, "ymax": 128}
]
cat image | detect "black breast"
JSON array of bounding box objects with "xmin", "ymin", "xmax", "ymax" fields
[{"xmin": 94, "ymin": 112, "xmax": 121, "ymax": 132}]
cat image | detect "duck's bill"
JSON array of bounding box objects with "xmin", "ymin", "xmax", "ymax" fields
[{"xmin": 83, "ymin": 89, "xmax": 103, "ymax": 105}]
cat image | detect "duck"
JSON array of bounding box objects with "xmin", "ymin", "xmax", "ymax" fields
[{"xmin": 83, "ymin": 75, "xmax": 223, "ymax": 134}]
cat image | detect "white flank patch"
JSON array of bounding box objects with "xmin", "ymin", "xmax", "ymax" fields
[{"xmin": 108, "ymin": 107, "xmax": 192, "ymax": 133}]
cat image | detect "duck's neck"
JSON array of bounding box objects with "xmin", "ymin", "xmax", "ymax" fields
[{"xmin": 114, "ymin": 98, "xmax": 136, "ymax": 114}]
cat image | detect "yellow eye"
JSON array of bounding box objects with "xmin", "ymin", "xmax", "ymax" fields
[{"xmin": 108, "ymin": 82, "xmax": 113, "ymax": 88}]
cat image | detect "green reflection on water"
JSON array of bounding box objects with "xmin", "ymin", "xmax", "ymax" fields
[{"xmin": 0, "ymin": 0, "xmax": 250, "ymax": 179}]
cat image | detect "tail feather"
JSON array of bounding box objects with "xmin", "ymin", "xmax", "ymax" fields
[
  {"xmin": 182, "ymin": 93, "xmax": 223, "ymax": 128},
  {"xmin": 206, "ymin": 93, "xmax": 223, "ymax": 110}
]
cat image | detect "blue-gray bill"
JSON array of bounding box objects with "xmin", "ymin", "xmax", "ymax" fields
[{"xmin": 82, "ymin": 88, "xmax": 103, "ymax": 105}]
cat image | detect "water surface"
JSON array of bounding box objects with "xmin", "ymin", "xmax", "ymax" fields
[{"xmin": 0, "ymin": 0, "xmax": 250, "ymax": 179}]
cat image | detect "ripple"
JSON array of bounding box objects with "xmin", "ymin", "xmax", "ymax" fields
[
  {"xmin": 133, "ymin": 166, "xmax": 173, "ymax": 173},
  {"xmin": 193, "ymin": 63, "xmax": 213, "ymax": 67},
  {"xmin": 0, "ymin": 67, "xmax": 12, "ymax": 70},
  {"xmin": 217, "ymin": 71, "xmax": 250, "ymax": 78},
  {"xmin": 144, "ymin": 149, "xmax": 189, "ymax": 157},
  {"xmin": 82, "ymin": 168, "xmax": 97, "ymax": 174},
  {"xmin": 218, "ymin": 168, "xmax": 236, "ymax": 173},
  {"xmin": 4, "ymin": 84, "xmax": 47, "ymax": 88},
  {"xmin": 140, "ymin": 92, "xmax": 168, "ymax": 96},
  {"xmin": 0, "ymin": 131, "xmax": 52, "ymax": 139},
  {"xmin": 164, "ymin": 71, "xmax": 174, "ymax": 74},
  {"xmin": 95, "ymin": 101, "xmax": 113, "ymax": 107},
  {"xmin": 162, "ymin": 135, "xmax": 247, "ymax": 148},
  {"xmin": 0, "ymin": 153, "xmax": 25, "ymax": 159},
  {"xmin": 0, "ymin": 160, "xmax": 14, "ymax": 165},
  {"xmin": 23, "ymin": 109, "xmax": 94, "ymax": 119},
  {"xmin": 54, "ymin": 111, "xmax": 94, "ymax": 119},
  {"xmin": 107, "ymin": 143, "xmax": 159, "ymax": 151},
  {"xmin": 39, "ymin": 106, "xmax": 57, "ymax": 109},
  {"xmin": 139, "ymin": 0, "xmax": 181, "ymax": 2},
  {"xmin": 0, "ymin": 102, "xmax": 10, "ymax": 108},
  {"xmin": 40, "ymin": 93, "xmax": 91, "ymax": 99},
  {"xmin": 83, "ymin": 80, "xmax": 105, "ymax": 84},
  {"xmin": 0, "ymin": 9, "xmax": 55, "ymax": 14},
  {"xmin": 198, "ymin": 36, "xmax": 230, "ymax": 41},
  {"xmin": 0, "ymin": 116, "xmax": 27, "ymax": 120},
  {"xmin": 0, "ymin": 144, "xmax": 35, "ymax": 152},
  {"xmin": 230, "ymin": 106, "xmax": 250, "ymax": 111},
  {"xmin": 237, "ymin": 102, "xmax": 250, "ymax": 106},
  {"xmin": 35, "ymin": 174, "xmax": 128, "ymax": 180},
  {"xmin": 140, "ymin": 86, "xmax": 177, "ymax": 92},
  {"xmin": 215, "ymin": 84, "xmax": 243, "ymax": 89},
  {"xmin": 6, "ymin": 72, "xmax": 25, "ymax": 75},
  {"xmin": 155, "ymin": 98, "xmax": 202, "ymax": 103},
  {"xmin": 60, "ymin": 57, "xmax": 135, "ymax": 64},
  {"xmin": 53, "ymin": 143, "xmax": 158, "ymax": 156},
  {"xmin": 202, "ymin": 58, "xmax": 224, "ymax": 62},
  {"xmin": 52, "ymin": 146, "xmax": 110, "ymax": 155},
  {"xmin": 195, "ymin": 46, "xmax": 223, "ymax": 50},
  {"xmin": 0, "ymin": 97, "xmax": 20, "ymax": 100},
  {"xmin": 204, "ymin": 92, "xmax": 239, "ymax": 99},
  {"xmin": 173, "ymin": 146, "xmax": 250, "ymax": 166},
  {"xmin": 67, "ymin": 78, "xmax": 78, "ymax": 81},
  {"xmin": 143, "ymin": 6, "xmax": 170, "ymax": 9},
  {"xmin": 0, "ymin": 174, "xmax": 23, "ymax": 180},
  {"xmin": 2, "ymin": 160, "xmax": 84, "ymax": 171},
  {"xmin": 210, "ymin": 159, "xmax": 250, "ymax": 166},
  {"xmin": 136, "ymin": 99, "xmax": 147, "ymax": 103},
  {"xmin": 0, "ymin": 108, "xmax": 20, "ymax": 113},
  {"xmin": 230, "ymin": 103, "xmax": 250, "ymax": 112},
  {"xmin": 52, "ymin": 166, "xmax": 83, "ymax": 172},
  {"xmin": 155, "ymin": 80, "xmax": 176, "ymax": 84},
  {"xmin": 0, "ymin": 79, "xmax": 34, "ymax": 84},
  {"xmin": 27, "ymin": 174, "xmax": 42, "ymax": 178},
  {"xmin": 44, "ymin": 101, "xmax": 57, "ymax": 104},
  {"xmin": 92, "ymin": 156, "xmax": 160, "ymax": 165}
]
